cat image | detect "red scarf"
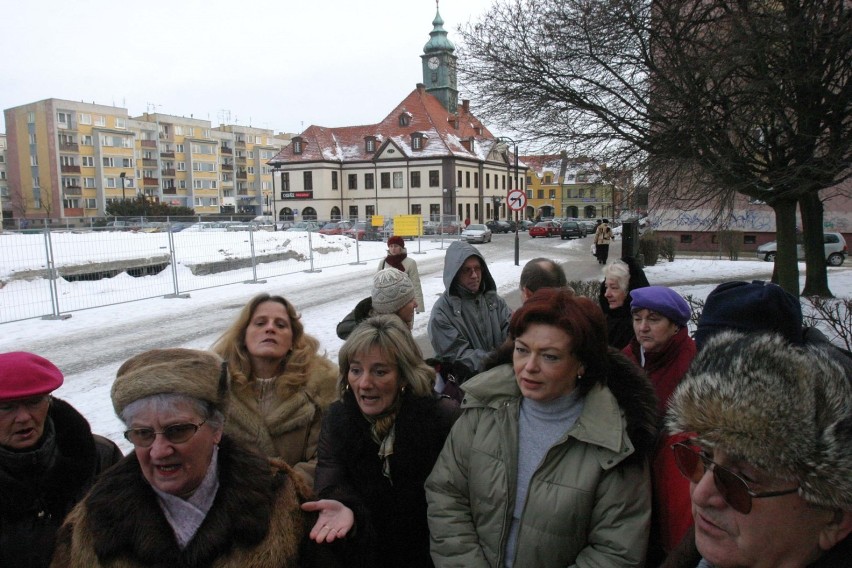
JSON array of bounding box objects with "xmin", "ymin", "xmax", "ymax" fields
[{"xmin": 383, "ymin": 253, "xmax": 407, "ymax": 272}]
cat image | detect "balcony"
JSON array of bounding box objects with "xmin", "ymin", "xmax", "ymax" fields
[
  {"xmin": 59, "ymin": 142, "xmax": 79, "ymax": 152},
  {"xmin": 163, "ymin": 187, "xmax": 177, "ymax": 195},
  {"xmin": 221, "ymin": 146, "xmax": 233, "ymax": 154},
  {"xmin": 235, "ymin": 140, "xmax": 246, "ymax": 148},
  {"xmin": 160, "ymin": 151, "xmax": 175, "ymax": 158},
  {"xmin": 61, "ymin": 165, "xmax": 82, "ymax": 174},
  {"xmin": 142, "ymin": 158, "xmax": 158, "ymax": 167},
  {"xmin": 63, "ymin": 186, "xmax": 82, "ymax": 196},
  {"xmin": 141, "ymin": 140, "xmax": 157, "ymax": 148},
  {"xmin": 161, "ymin": 169, "xmax": 176, "ymax": 177},
  {"xmin": 236, "ymin": 172, "xmax": 247, "ymax": 180},
  {"xmin": 221, "ymin": 163, "xmax": 233, "ymax": 171},
  {"xmin": 237, "ymin": 189, "xmax": 249, "ymax": 196},
  {"xmin": 143, "ymin": 177, "xmax": 159, "ymax": 187}
]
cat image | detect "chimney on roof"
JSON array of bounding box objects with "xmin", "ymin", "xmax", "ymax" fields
[
  {"xmin": 416, "ymin": 83, "xmax": 425, "ymax": 92},
  {"xmin": 462, "ymin": 99, "xmax": 470, "ymax": 113}
]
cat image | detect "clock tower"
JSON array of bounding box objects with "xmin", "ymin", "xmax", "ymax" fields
[{"xmin": 421, "ymin": 6, "xmax": 458, "ymax": 113}]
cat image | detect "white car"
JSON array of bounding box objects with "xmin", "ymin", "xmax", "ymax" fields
[
  {"xmin": 756, "ymin": 232, "xmax": 847, "ymax": 266},
  {"xmin": 461, "ymin": 223, "xmax": 492, "ymax": 244}
]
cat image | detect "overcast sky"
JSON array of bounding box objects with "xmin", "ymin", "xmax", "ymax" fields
[{"xmin": 1, "ymin": 0, "xmax": 495, "ymax": 135}]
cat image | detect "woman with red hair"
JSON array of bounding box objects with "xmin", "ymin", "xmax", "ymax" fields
[{"xmin": 426, "ymin": 288, "xmax": 658, "ymax": 567}]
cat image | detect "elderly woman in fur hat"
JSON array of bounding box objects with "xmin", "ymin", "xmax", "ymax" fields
[
  {"xmin": 212, "ymin": 293, "xmax": 338, "ymax": 486},
  {"xmin": 50, "ymin": 348, "xmax": 332, "ymax": 567},
  {"xmin": 303, "ymin": 315, "xmax": 459, "ymax": 568},
  {"xmin": 664, "ymin": 332, "xmax": 852, "ymax": 568}
]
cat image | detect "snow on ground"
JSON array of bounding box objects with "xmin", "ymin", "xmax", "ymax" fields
[{"xmin": 2, "ymin": 229, "xmax": 850, "ymax": 452}]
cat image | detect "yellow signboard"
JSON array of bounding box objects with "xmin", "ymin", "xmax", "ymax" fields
[{"xmin": 392, "ymin": 215, "xmax": 423, "ymax": 237}]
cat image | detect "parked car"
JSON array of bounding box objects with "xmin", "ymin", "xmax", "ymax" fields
[
  {"xmin": 518, "ymin": 220, "xmax": 535, "ymax": 231},
  {"xmin": 529, "ymin": 221, "xmax": 559, "ymax": 238},
  {"xmin": 461, "ymin": 223, "xmax": 493, "ymax": 244},
  {"xmin": 345, "ymin": 222, "xmax": 383, "ymax": 241},
  {"xmin": 560, "ymin": 221, "xmax": 585, "ymax": 240},
  {"xmin": 422, "ymin": 221, "xmax": 439, "ymax": 235},
  {"xmin": 284, "ymin": 222, "xmax": 320, "ymax": 233},
  {"xmin": 485, "ymin": 220, "xmax": 513, "ymax": 234},
  {"xmin": 436, "ymin": 220, "xmax": 463, "ymax": 235},
  {"xmin": 579, "ymin": 220, "xmax": 598, "ymax": 233},
  {"xmin": 318, "ymin": 221, "xmax": 352, "ymax": 235},
  {"xmin": 756, "ymin": 232, "xmax": 847, "ymax": 266}
]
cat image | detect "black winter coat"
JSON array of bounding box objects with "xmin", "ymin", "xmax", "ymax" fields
[
  {"xmin": 0, "ymin": 398, "xmax": 122, "ymax": 568},
  {"xmin": 315, "ymin": 391, "xmax": 460, "ymax": 568}
]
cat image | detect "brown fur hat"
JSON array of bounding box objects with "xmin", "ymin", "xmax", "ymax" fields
[
  {"xmin": 667, "ymin": 331, "xmax": 852, "ymax": 510},
  {"xmin": 112, "ymin": 348, "xmax": 230, "ymax": 416}
]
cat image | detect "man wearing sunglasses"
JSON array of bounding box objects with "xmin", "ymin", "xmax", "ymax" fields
[{"xmin": 663, "ymin": 332, "xmax": 852, "ymax": 567}]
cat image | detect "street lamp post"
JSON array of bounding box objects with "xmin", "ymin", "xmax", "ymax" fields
[
  {"xmin": 496, "ymin": 137, "xmax": 520, "ymax": 266},
  {"xmin": 270, "ymin": 165, "xmax": 279, "ymax": 231},
  {"xmin": 119, "ymin": 172, "xmax": 127, "ymax": 202}
]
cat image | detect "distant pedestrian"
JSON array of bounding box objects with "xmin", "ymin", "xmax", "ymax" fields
[
  {"xmin": 593, "ymin": 218, "xmax": 613, "ymax": 264},
  {"xmin": 378, "ymin": 236, "xmax": 424, "ymax": 314}
]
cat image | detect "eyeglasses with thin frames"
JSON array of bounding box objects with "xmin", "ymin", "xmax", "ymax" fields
[
  {"xmin": 123, "ymin": 420, "xmax": 207, "ymax": 448},
  {"xmin": 672, "ymin": 441, "xmax": 799, "ymax": 514}
]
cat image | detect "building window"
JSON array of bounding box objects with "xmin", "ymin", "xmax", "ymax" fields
[
  {"xmin": 365, "ymin": 139, "xmax": 375, "ymax": 153},
  {"xmin": 457, "ymin": 171, "xmax": 463, "ymax": 187},
  {"xmin": 115, "ymin": 118, "xmax": 126, "ymax": 129},
  {"xmin": 177, "ymin": 162, "xmax": 186, "ymax": 171},
  {"xmin": 744, "ymin": 235, "xmax": 757, "ymax": 244},
  {"xmin": 81, "ymin": 156, "xmax": 94, "ymax": 167},
  {"xmin": 105, "ymin": 177, "xmax": 117, "ymax": 188},
  {"xmin": 399, "ymin": 113, "xmax": 411, "ymax": 126},
  {"xmin": 349, "ymin": 205, "xmax": 359, "ymax": 219},
  {"xmin": 381, "ymin": 172, "xmax": 391, "ymax": 189},
  {"xmin": 411, "ymin": 204, "xmax": 421, "ymax": 215},
  {"xmin": 84, "ymin": 177, "xmax": 96, "ymax": 188},
  {"xmin": 27, "ymin": 112, "xmax": 35, "ymax": 123},
  {"xmin": 95, "ymin": 115, "xmax": 106, "ymax": 127},
  {"xmin": 293, "ymin": 140, "xmax": 302, "ymax": 154},
  {"xmin": 544, "ymin": 174, "xmax": 552, "ymax": 184},
  {"xmin": 85, "ymin": 198, "xmax": 97, "ymax": 209},
  {"xmin": 303, "ymin": 171, "xmax": 313, "ymax": 190},
  {"xmin": 78, "ymin": 113, "xmax": 91, "ymax": 124},
  {"xmin": 348, "ymin": 174, "xmax": 358, "ymax": 190},
  {"xmin": 57, "ymin": 112, "xmax": 71, "ymax": 126},
  {"xmin": 429, "ymin": 170, "xmax": 439, "ymax": 187},
  {"xmin": 103, "ymin": 157, "xmax": 115, "ymax": 167},
  {"xmin": 393, "ymin": 172, "xmax": 403, "ymax": 189},
  {"xmin": 412, "ymin": 136, "xmax": 422, "ymax": 150},
  {"xmin": 81, "ymin": 135, "xmax": 93, "ymax": 146},
  {"xmin": 502, "ymin": 175, "xmax": 506, "ymax": 190},
  {"xmin": 411, "ymin": 171, "xmax": 421, "ymax": 188},
  {"xmin": 176, "ymin": 144, "xmax": 185, "ymax": 153},
  {"xmin": 281, "ymin": 172, "xmax": 290, "ymax": 191},
  {"xmin": 485, "ymin": 173, "xmax": 490, "ymax": 189},
  {"xmin": 680, "ymin": 234, "xmax": 693, "ymax": 244},
  {"xmin": 465, "ymin": 171, "xmax": 471, "ymax": 187},
  {"xmin": 122, "ymin": 158, "xmax": 133, "ymax": 168},
  {"xmin": 332, "ymin": 171, "xmax": 339, "ymax": 190},
  {"xmin": 590, "ymin": 188, "xmax": 596, "ymax": 198},
  {"xmin": 365, "ymin": 173, "xmax": 375, "ymax": 189},
  {"xmin": 474, "ymin": 173, "xmax": 479, "ymax": 188}
]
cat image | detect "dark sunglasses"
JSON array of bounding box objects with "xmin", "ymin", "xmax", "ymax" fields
[
  {"xmin": 123, "ymin": 420, "xmax": 206, "ymax": 448},
  {"xmin": 671, "ymin": 442, "xmax": 799, "ymax": 514}
]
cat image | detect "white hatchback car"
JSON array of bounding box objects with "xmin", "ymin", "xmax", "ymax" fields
[{"xmin": 756, "ymin": 231, "xmax": 847, "ymax": 266}]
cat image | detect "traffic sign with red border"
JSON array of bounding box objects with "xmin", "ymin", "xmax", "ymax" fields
[{"xmin": 507, "ymin": 190, "xmax": 527, "ymax": 211}]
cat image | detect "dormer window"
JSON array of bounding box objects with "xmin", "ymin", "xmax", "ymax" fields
[
  {"xmin": 411, "ymin": 133, "xmax": 425, "ymax": 150},
  {"xmin": 292, "ymin": 138, "xmax": 303, "ymax": 155},
  {"xmin": 365, "ymin": 137, "xmax": 376, "ymax": 153},
  {"xmin": 399, "ymin": 111, "xmax": 412, "ymax": 127}
]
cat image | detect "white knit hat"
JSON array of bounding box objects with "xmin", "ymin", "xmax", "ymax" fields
[{"xmin": 371, "ymin": 268, "xmax": 415, "ymax": 314}]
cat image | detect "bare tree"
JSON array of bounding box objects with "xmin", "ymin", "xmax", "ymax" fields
[{"xmin": 458, "ymin": 0, "xmax": 851, "ymax": 296}]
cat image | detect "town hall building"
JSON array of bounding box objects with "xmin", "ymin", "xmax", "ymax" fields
[{"xmin": 267, "ymin": 8, "xmax": 527, "ymax": 225}]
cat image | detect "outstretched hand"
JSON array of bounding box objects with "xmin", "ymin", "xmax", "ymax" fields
[{"xmin": 301, "ymin": 499, "xmax": 355, "ymax": 543}]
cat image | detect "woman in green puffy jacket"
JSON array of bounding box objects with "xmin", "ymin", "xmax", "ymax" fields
[{"xmin": 425, "ymin": 288, "xmax": 658, "ymax": 567}]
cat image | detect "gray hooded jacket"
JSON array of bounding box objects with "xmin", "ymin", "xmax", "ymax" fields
[{"xmin": 427, "ymin": 241, "xmax": 511, "ymax": 373}]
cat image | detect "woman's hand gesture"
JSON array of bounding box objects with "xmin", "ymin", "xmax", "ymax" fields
[{"xmin": 301, "ymin": 499, "xmax": 355, "ymax": 543}]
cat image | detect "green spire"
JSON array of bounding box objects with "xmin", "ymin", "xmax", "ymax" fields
[{"xmin": 423, "ymin": 4, "xmax": 455, "ymax": 53}]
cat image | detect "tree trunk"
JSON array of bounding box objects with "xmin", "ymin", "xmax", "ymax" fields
[
  {"xmin": 771, "ymin": 198, "xmax": 800, "ymax": 296},
  {"xmin": 799, "ymin": 193, "xmax": 832, "ymax": 297}
]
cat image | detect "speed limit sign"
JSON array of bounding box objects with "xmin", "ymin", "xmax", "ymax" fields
[{"xmin": 507, "ymin": 190, "xmax": 527, "ymax": 211}]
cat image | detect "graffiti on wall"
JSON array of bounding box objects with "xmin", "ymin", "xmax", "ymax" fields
[{"xmin": 651, "ymin": 208, "xmax": 775, "ymax": 232}]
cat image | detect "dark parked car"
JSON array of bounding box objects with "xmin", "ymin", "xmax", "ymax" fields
[
  {"xmin": 519, "ymin": 220, "xmax": 535, "ymax": 231},
  {"xmin": 560, "ymin": 221, "xmax": 585, "ymax": 240},
  {"xmin": 485, "ymin": 220, "xmax": 512, "ymax": 234}
]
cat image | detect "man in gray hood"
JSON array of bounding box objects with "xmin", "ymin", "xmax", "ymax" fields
[{"xmin": 428, "ymin": 241, "xmax": 511, "ymax": 375}]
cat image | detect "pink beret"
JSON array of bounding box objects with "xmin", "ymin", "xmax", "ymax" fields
[{"xmin": 0, "ymin": 352, "xmax": 64, "ymax": 400}]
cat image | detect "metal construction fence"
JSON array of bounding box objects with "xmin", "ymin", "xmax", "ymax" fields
[{"xmin": 0, "ymin": 218, "xmax": 461, "ymax": 324}]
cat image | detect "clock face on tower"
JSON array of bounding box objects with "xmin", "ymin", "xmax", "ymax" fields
[{"xmin": 427, "ymin": 56, "xmax": 440, "ymax": 70}]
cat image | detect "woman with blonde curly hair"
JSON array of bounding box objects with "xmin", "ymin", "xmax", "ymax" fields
[
  {"xmin": 303, "ymin": 315, "xmax": 459, "ymax": 568},
  {"xmin": 212, "ymin": 293, "xmax": 337, "ymax": 486}
]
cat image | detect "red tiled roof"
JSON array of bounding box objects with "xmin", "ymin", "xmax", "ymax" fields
[{"xmin": 268, "ymin": 86, "xmax": 499, "ymax": 165}]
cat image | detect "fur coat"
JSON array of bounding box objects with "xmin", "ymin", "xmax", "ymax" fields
[
  {"xmin": 49, "ymin": 436, "xmax": 329, "ymax": 568},
  {"xmin": 224, "ymin": 355, "xmax": 338, "ymax": 486},
  {"xmin": 0, "ymin": 397, "xmax": 122, "ymax": 568}
]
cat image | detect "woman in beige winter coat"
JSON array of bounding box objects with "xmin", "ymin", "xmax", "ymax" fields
[{"xmin": 212, "ymin": 293, "xmax": 338, "ymax": 486}]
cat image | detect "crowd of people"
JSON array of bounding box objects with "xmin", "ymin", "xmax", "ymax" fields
[{"xmin": 1, "ymin": 234, "xmax": 850, "ymax": 568}]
